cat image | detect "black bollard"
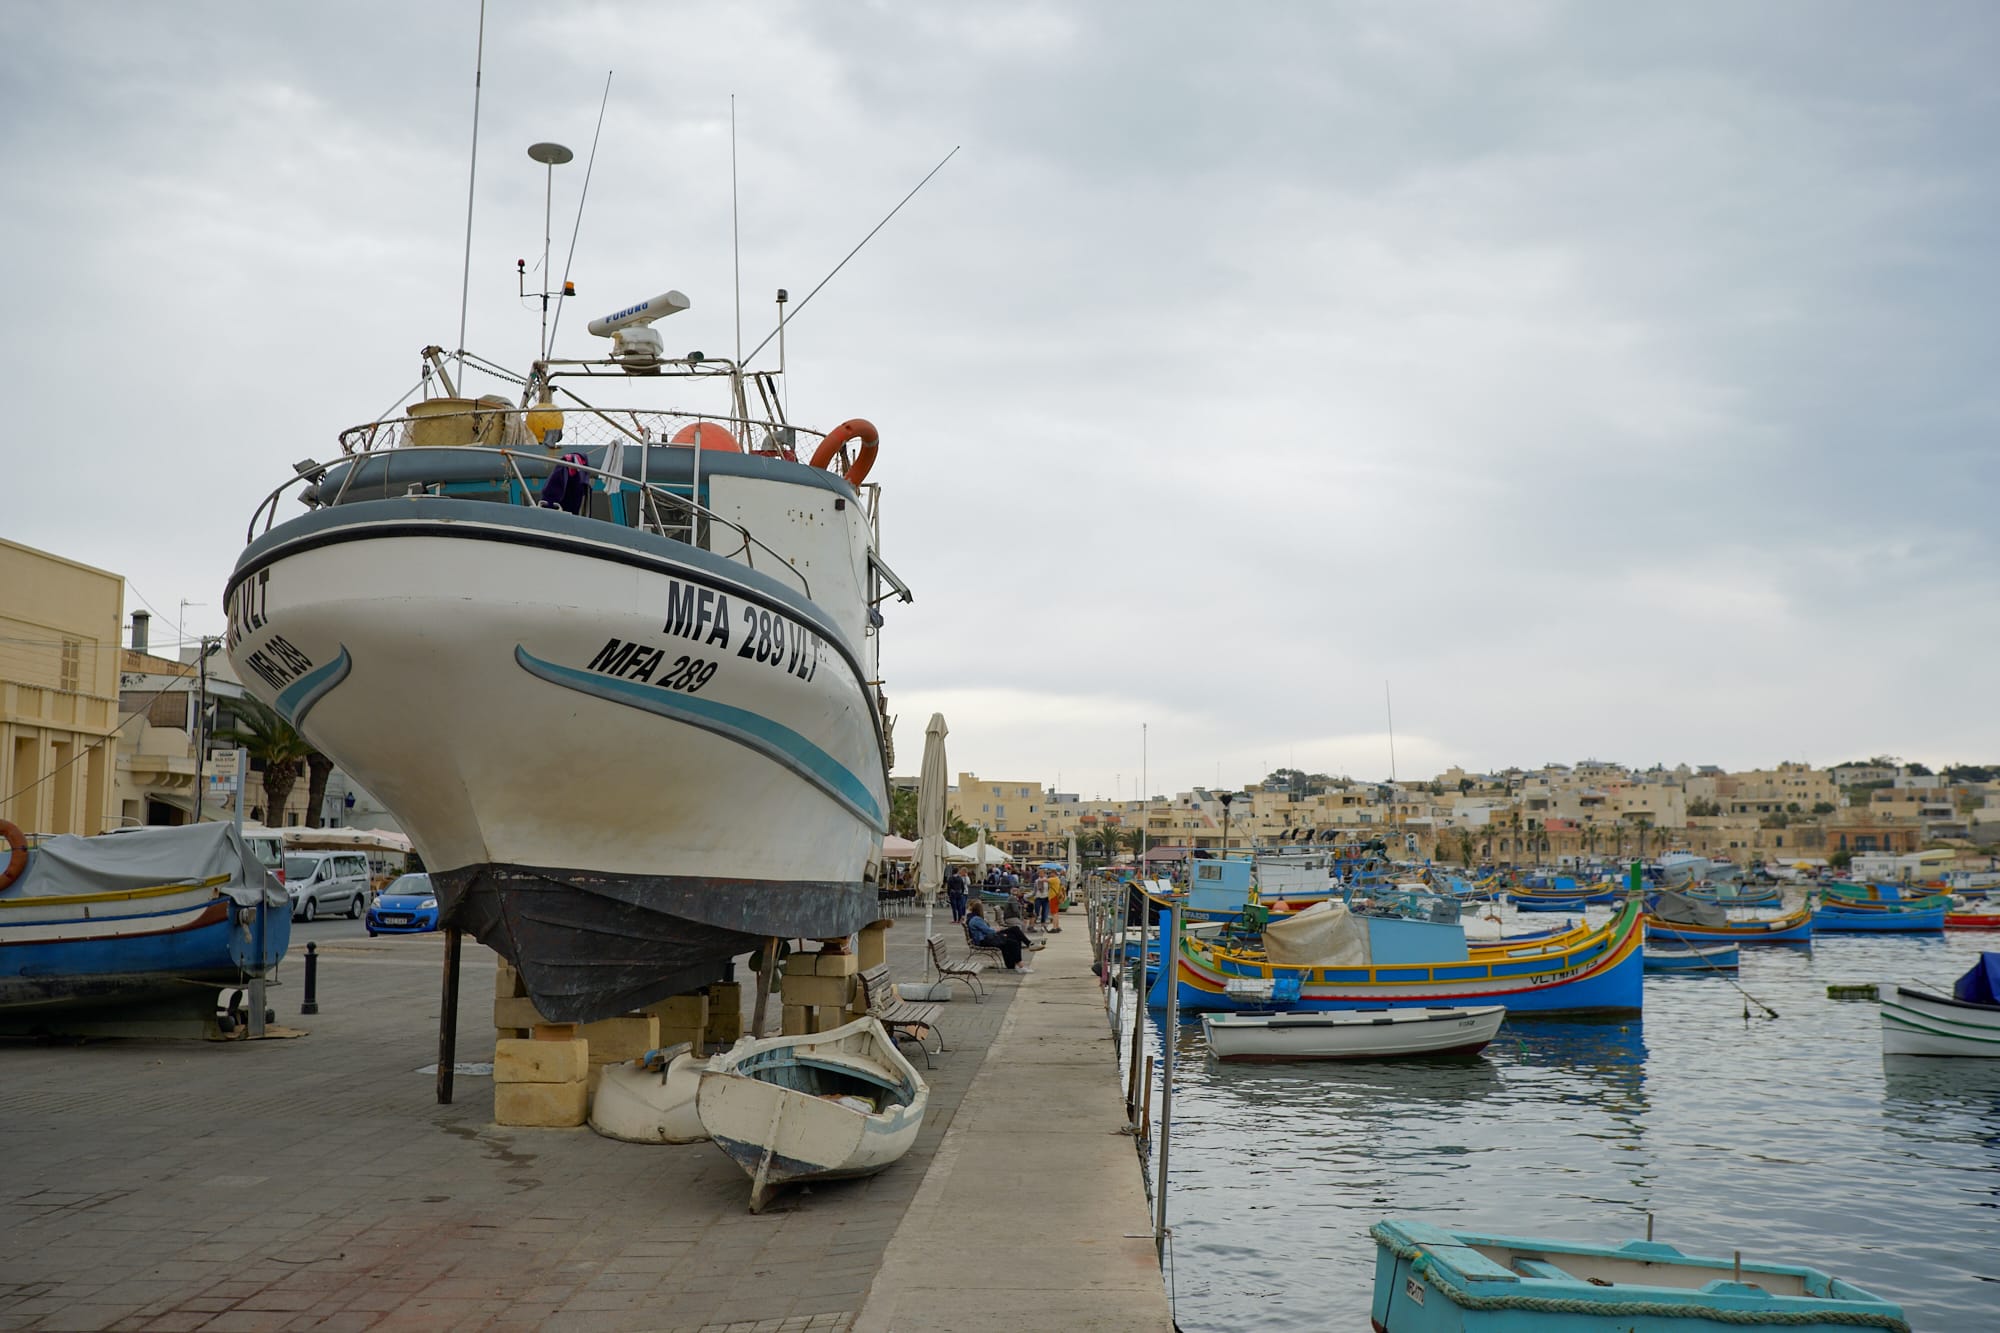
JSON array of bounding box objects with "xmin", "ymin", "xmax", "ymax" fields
[{"xmin": 301, "ymin": 940, "xmax": 320, "ymax": 1015}]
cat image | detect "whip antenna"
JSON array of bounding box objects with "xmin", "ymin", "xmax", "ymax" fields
[
  {"xmin": 547, "ymin": 70, "xmax": 614, "ymax": 352},
  {"xmin": 741, "ymin": 145, "xmax": 959, "ymax": 368},
  {"xmin": 732, "ymin": 94, "xmax": 742, "ymax": 370},
  {"xmin": 454, "ymin": 0, "xmax": 487, "ymax": 381}
]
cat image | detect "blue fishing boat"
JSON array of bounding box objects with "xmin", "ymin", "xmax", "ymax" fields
[
  {"xmin": 1369, "ymin": 1219, "xmax": 1910, "ymax": 1332},
  {"xmin": 1683, "ymin": 882, "xmax": 1782, "ymax": 908},
  {"xmin": 1641, "ymin": 941, "xmax": 1739, "ymax": 972},
  {"xmin": 1820, "ymin": 881, "xmax": 1951, "ymax": 910},
  {"xmin": 1511, "ymin": 883, "xmax": 1621, "ymax": 912},
  {"xmin": 0, "ymin": 823, "xmax": 290, "ymax": 1028},
  {"xmin": 1644, "ymin": 891, "xmax": 1813, "ymax": 944},
  {"xmin": 1811, "ymin": 901, "xmax": 1946, "ymax": 933},
  {"xmin": 1147, "ymin": 895, "xmax": 1643, "ymax": 1016}
]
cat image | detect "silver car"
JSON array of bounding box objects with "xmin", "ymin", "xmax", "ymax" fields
[{"xmin": 282, "ymin": 850, "xmax": 371, "ymax": 921}]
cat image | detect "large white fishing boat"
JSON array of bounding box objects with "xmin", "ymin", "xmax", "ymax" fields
[{"xmin": 224, "ymin": 258, "xmax": 911, "ymax": 1020}]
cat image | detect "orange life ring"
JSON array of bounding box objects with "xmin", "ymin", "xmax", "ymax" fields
[
  {"xmin": 0, "ymin": 818, "xmax": 26, "ymax": 892},
  {"xmin": 808, "ymin": 418, "xmax": 879, "ymax": 487}
]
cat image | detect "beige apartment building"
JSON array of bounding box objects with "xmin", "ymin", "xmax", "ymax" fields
[
  {"xmin": 949, "ymin": 773, "xmax": 1049, "ymax": 839},
  {"xmin": 0, "ymin": 540, "xmax": 123, "ymax": 837}
]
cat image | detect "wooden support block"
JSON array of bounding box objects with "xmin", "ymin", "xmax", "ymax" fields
[
  {"xmin": 495, "ymin": 996, "xmax": 551, "ymax": 1030},
  {"xmin": 644, "ymin": 994, "xmax": 709, "ymax": 1027},
  {"xmin": 532, "ymin": 1021, "xmax": 579, "ymax": 1041},
  {"xmin": 495, "ymin": 1080, "xmax": 588, "ymax": 1128},
  {"xmin": 706, "ymin": 1010, "xmax": 744, "ymax": 1045},
  {"xmin": 498, "ymin": 1028, "xmax": 531, "ymax": 1041},
  {"xmin": 495, "ymin": 957, "xmax": 527, "ymax": 999},
  {"xmin": 781, "ymin": 973, "xmax": 853, "ymax": 1009},
  {"xmin": 809, "ymin": 949, "xmax": 858, "ymax": 977},
  {"xmin": 781, "ymin": 1004, "xmax": 811, "ymax": 1036},
  {"xmin": 657, "ymin": 1023, "xmax": 705, "ymax": 1056},
  {"xmin": 580, "ymin": 1014, "xmax": 660, "ymax": 1064},
  {"xmin": 494, "ymin": 1037, "xmax": 588, "ymax": 1084},
  {"xmin": 857, "ymin": 922, "xmax": 891, "ymax": 971}
]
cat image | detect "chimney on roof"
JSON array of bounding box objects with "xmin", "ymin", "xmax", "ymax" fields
[{"xmin": 131, "ymin": 611, "xmax": 150, "ymax": 654}]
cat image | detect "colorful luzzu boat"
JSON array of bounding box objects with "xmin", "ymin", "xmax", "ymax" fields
[
  {"xmin": 1146, "ymin": 895, "xmax": 1644, "ymax": 1016},
  {"xmin": 0, "ymin": 823, "xmax": 290, "ymax": 1025}
]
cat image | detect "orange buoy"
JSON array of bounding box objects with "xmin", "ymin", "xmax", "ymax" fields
[
  {"xmin": 0, "ymin": 818, "xmax": 26, "ymax": 892},
  {"xmin": 808, "ymin": 418, "xmax": 879, "ymax": 486},
  {"xmin": 671, "ymin": 422, "xmax": 742, "ymax": 452}
]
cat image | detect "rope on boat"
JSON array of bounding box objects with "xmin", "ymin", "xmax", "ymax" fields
[
  {"xmin": 1650, "ymin": 923, "xmax": 1779, "ymax": 1019},
  {"xmin": 1373, "ymin": 1234, "xmax": 1910, "ymax": 1330}
]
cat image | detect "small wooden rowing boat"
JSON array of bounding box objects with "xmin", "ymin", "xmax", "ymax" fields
[
  {"xmin": 1880, "ymin": 953, "xmax": 2000, "ymax": 1058},
  {"xmin": 1369, "ymin": 1219, "xmax": 1911, "ymax": 1332},
  {"xmin": 696, "ymin": 1016, "xmax": 927, "ymax": 1212},
  {"xmin": 1641, "ymin": 941, "xmax": 1739, "ymax": 972},
  {"xmin": 1202, "ymin": 1005, "xmax": 1505, "ymax": 1062}
]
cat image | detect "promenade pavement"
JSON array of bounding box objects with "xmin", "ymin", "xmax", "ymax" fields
[
  {"xmin": 854, "ymin": 922, "xmax": 1172, "ymax": 1333},
  {"xmin": 1, "ymin": 909, "xmax": 1055, "ymax": 1332}
]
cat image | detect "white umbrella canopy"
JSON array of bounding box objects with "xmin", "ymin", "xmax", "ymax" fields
[
  {"xmin": 1066, "ymin": 832, "xmax": 1079, "ymax": 893},
  {"xmin": 882, "ymin": 834, "xmax": 919, "ymax": 860},
  {"xmin": 943, "ymin": 841, "xmax": 978, "ymax": 864}
]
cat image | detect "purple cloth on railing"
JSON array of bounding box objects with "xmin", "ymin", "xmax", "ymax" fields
[{"xmin": 539, "ymin": 452, "xmax": 590, "ymax": 514}]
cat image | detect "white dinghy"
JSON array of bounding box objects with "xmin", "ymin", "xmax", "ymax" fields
[
  {"xmin": 697, "ymin": 1016, "xmax": 927, "ymax": 1212},
  {"xmin": 1881, "ymin": 952, "xmax": 2000, "ymax": 1058},
  {"xmin": 1202, "ymin": 1004, "xmax": 1507, "ymax": 1063},
  {"xmin": 588, "ymin": 1043, "xmax": 708, "ymax": 1144}
]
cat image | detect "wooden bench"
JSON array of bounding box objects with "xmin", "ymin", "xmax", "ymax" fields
[
  {"xmin": 855, "ymin": 964, "xmax": 945, "ymax": 1068},
  {"xmin": 925, "ymin": 934, "xmax": 991, "ymax": 1002}
]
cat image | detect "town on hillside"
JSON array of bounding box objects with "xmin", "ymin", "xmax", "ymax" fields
[{"xmin": 907, "ymin": 761, "xmax": 1999, "ymax": 880}]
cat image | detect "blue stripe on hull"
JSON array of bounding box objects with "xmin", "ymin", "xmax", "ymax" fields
[{"xmin": 514, "ymin": 646, "xmax": 885, "ymax": 831}]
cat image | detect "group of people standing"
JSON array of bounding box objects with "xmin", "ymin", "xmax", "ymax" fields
[{"xmin": 942, "ymin": 864, "xmax": 1065, "ymax": 929}]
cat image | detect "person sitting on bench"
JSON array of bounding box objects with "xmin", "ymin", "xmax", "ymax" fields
[{"xmin": 965, "ymin": 901, "xmax": 1039, "ymax": 971}]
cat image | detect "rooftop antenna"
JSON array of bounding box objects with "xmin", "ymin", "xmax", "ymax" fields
[
  {"xmin": 547, "ymin": 72, "xmax": 614, "ymax": 353},
  {"xmin": 527, "ymin": 141, "xmax": 575, "ymax": 361},
  {"xmin": 454, "ymin": 0, "xmax": 487, "ymax": 383},
  {"xmin": 740, "ymin": 145, "xmax": 959, "ymax": 368}
]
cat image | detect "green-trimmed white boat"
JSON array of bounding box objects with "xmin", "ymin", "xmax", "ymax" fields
[{"xmin": 1370, "ymin": 1219, "xmax": 1908, "ymax": 1333}]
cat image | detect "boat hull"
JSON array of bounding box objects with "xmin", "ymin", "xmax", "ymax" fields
[
  {"xmin": 224, "ymin": 501, "xmax": 887, "ymax": 1021},
  {"xmin": 1, "ymin": 886, "xmax": 291, "ymax": 1017},
  {"xmin": 1151, "ymin": 900, "xmax": 1645, "ymax": 1017},
  {"xmin": 1370, "ymin": 1219, "xmax": 1910, "ymax": 1332},
  {"xmin": 1203, "ymin": 1005, "xmax": 1505, "ymax": 1062},
  {"xmin": 1879, "ymin": 987, "xmax": 2000, "ymax": 1058},
  {"xmin": 1812, "ymin": 905, "xmax": 1946, "ymax": 933},
  {"xmin": 1641, "ymin": 943, "xmax": 1739, "ymax": 972},
  {"xmin": 696, "ymin": 1017, "xmax": 927, "ymax": 1211},
  {"xmin": 1644, "ymin": 907, "xmax": 1812, "ymax": 944}
]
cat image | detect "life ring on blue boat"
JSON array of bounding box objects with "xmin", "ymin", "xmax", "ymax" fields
[
  {"xmin": 0, "ymin": 819, "xmax": 26, "ymax": 892},
  {"xmin": 809, "ymin": 418, "xmax": 879, "ymax": 486}
]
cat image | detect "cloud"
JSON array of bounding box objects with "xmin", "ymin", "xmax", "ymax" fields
[{"xmin": 4, "ymin": 1, "xmax": 1995, "ymax": 784}]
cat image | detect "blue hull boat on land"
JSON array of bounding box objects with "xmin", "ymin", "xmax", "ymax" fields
[
  {"xmin": 0, "ymin": 823, "xmax": 289, "ymax": 1028},
  {"xmin": 1369, "ymin": 1219, "xmax": 1909, "ymax": 1332}
]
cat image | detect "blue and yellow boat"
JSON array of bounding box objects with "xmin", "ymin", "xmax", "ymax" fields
[{"xmin": 1146, "ymin": 895, "xmax": 1644, "ymax": 1016}]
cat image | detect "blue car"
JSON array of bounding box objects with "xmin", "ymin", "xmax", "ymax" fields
[{"xmin": 366, "ymin": 872, "xmax": 440, "ymax": 935}]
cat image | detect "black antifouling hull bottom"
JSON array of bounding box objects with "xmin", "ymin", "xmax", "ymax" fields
[{"xmin": 433, "ymin": 862, "xmax": 876, "ymax": 1023}]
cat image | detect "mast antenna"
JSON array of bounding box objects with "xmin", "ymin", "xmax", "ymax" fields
[
  {"xmin": 454, "ymin": 0, "xmax": 487, "ymax": 382},
  {"xmin": 1386, "ymin": 681, "xmax": 1397, "ymax": 784},
  {"xmin": 740, "ymin": 145, "xmax": 959, "ymax": 368},
  {"xmin": 547, "ymin": 71, "xmax": 614, "ymax": 353},
  {"xmin": 732, "ymin": 94, "xmax": 742, "ymax": 371}
]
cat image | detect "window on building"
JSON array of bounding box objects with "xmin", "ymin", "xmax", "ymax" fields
[{"xmin": 59, "ymin": 639, "xmax": 81, "ymax": 692}]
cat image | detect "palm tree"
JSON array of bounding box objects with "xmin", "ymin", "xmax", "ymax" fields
[
  {"xmin": 889, "ymin": 786, "xmax": 920, "ymax": 839},
  {"xmin": 213, "ymin": 695, "xmax": 312, "ymax": 826},
  {"xmin": 305, "ymin": 753, "xmax": 336, "ymax": 828},
  {"xmin": 1634, "ymin": 815, "xmax": 1654, "ymax": 861}
]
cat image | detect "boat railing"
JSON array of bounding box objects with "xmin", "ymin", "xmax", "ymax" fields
[
  {"xmin": 331, "ymin": 404, "xmax": 829, "ymax": 460},
  {"xmin": 246, "ymin": 437, "xmax": 814, "ymax": 600}
]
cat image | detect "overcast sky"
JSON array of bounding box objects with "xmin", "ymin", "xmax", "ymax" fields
[{"xmin": 6, "ymin": 2, "xmax": 1996, "ymax": 799}]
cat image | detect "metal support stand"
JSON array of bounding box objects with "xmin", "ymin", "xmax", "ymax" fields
[
  {"xmin": 1155, "ymin": 899, "xmax": 1180, "ymax": 1260},
  {"xmin": 437, "ymin": 928, "xmax": 462, "ymax": 1105}
]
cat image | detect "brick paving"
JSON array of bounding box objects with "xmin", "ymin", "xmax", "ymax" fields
[{"xmin": 0, "ymin": 910, "xmax": 1023, "ymax": 1332}]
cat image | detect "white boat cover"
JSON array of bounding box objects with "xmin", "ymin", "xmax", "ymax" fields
[
  {"xmin": 1262, "ymin": 900, "xmax": 1370, "ymax": 967},
  {"xmin": 5, "ymin": 823, "xmax": 286, "ymax": 910}
]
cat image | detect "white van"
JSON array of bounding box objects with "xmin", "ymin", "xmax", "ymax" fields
[
  {"xmin": 282, "ymin": 850, "xmax": 371, "ymax": 921},
  {"xmin": 240, "ymin": 828, "xmax": 285, "ymax": 887}
]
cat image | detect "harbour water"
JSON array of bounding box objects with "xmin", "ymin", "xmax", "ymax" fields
[{"xmin": 1121, "ymin": 921, "xmax": 2000, "ymax": 1331}]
